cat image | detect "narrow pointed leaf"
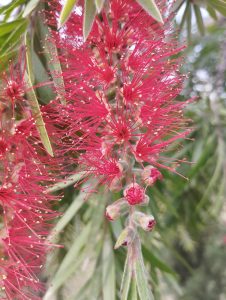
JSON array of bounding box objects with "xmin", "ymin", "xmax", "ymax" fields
[
  {"xmin": 37, "ymin": 15, "xmax": 66, "ymax": 105},
  {"xmin": 186, "ymin": 3, "xmax": 192, "ymax": 43},
  {"xmin": 44, "ymin": 224, "xmax": 92, "ymax": 299},
  {"xmin": 134, "ymin": 239, "xmax": 154, "ymax": 300},
  {"xmin": 194, "ymin": 5, "xmax": 205, "ymax": 35},
  {"xmin": 58, "ymin": 0, "xmax": 78, "ymax": 29},
  {"xmin": 120, "ymin": 256, "xmax": 132, "ymax": 300},
  {"xmin": 207, "ymin": 5, "xmax": 217, "ymax": 20},
  {"xmin": 179, "ymin": 1, "xmax": 190, "ymax": 31},
  {"xmin": 208, "ymin": 0, "xmax": 226, "ymax": 16},
  {"xmin": 136, "ymin": 0, "xmax": 163, "ymax": 23},
  {"xmin": 83, "ymin": 0, "xmax": 96, "ymax": 41},
  {"xmin": 0, "ymin": 20, "xmax": 26, "ymax": 37},
  {"xmin": 130, "ymin": 278, "xmax": 138, "ymax": 300},
  {"xmin": 50, "ymin": 191, "xmax": 85, "ymax": 239},
  {"xmin": 25, "ymin": 33, "xmax": 54, "ymax": 156},
  {"xmin": 102, "ymin": 233, "xmax": 115, "ymax": 300},
  {"xmin": 95, "ymin": 0, "xmax": 105, "ymax": 12},
  {"xmin": 22, "ymin": 0, "xmax": 40, "ymax": 17}
]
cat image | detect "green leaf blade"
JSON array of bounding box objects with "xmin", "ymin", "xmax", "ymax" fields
[
  {"xmin": 136, "ymin": 0, "xmax": 163, "ymax": 23},
  {"xmin": 58, "ymin": 0, "xmax": 78, "ymax": 29},
  {"xmin": 83, "ymin": 0, "xmax": 97, "ymax": 41},
  {"xmin": 25, "ymin": 33, "xmax": 54, "ymax": 157}
]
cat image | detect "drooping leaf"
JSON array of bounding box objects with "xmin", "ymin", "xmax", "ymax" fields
[
  {"xmin": 25, "ymin": 33, "xmax": 54, "ymax": 156},
  {"xmin": 142, "ymin": 246, "xmax": 176, "ymax": 275},
  {"xmin": 120, "ymin": 256, "xmax": 132, "ymax": 300},
  {"xmin": 0, "ymin": 19, "xmax": 27, "ymax": 37},
  {"xmin": 44, "ymin": 224, "xmax": 92, "ymax": 299},
  {"xmin": 0, "ymin": 0, "xmax": 26, "ymax": 15},
  {"xmin": 95, "ymin": 0, "xmax": 105, "ymax": 12},
  {"xmin": 136, "ymin": 0, "xmax": 163, "ymax": 23},
  {"xmin": 83, "ymin": 0, "xmax": 96, "ymax": 41},
  {"xmin": 102, "ymin": 232, "xmax": 115, "ymax": 300},
  {"xmin": 22, "ymin": 0, "xmax": 40, "ymax": 17},
  {"xmin": 194, "ymin": 5, "xmax": 205, "ymax": 35},
  {"xmin": 49, "ymin": 191, "xmax": 86, "ymax": 240},
  {"xmin": 134, "ymin": 239, "xmax": 155, "ymax": 300},
  {"xmin": 37, "ymin": 14, "xmax": 66, "ymax": 105},
  {"xmin": 208, "ymin": 0, "xmax": 226, "ymax": 16},
  {"xmin": 207, "ymin": 5, "xmax": 218, "ymax": 20},
  {"xmin": 58, "ymin": 0, "xmax": 78, "ymax": 29},
  {"xmin": 0, "ymin": 19, "xmax": 28, "ymax": 55}
]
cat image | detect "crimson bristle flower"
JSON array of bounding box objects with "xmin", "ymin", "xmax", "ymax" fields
[
  {"xmin": 0, "ymin": 56, "xmax": 61, "ymax": 298},
  {"xmin": 45, "ymin": 0, "xmax": 190, "ymax": 187},
  {"xmin": 42, "ymin": 0, "xmax": 191, "ymax": 246}
]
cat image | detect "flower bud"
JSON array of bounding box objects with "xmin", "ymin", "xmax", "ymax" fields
[
  {"xmin": 114, "ymin": 226, "xmax": 136, "ymax": 249},
  {"xmin": 141, "ymin": 166, "xmax": 162, "ymax": 186},
  {"xmin": 105, "ymin": 198, "xmax": 129, "ymax": 221},
  {"xmin": 133, "ymin": 212, "xmax": 156, "ymax": 232},
  {"xmin": 124, "ymin": 183, "xmax": 146, "ymax": 205}
]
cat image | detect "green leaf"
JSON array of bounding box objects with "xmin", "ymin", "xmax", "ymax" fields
[
  {"xmin": 194, "ymin": 5, "xmax": 205, "ymax": 35},
  {"xmin": 0, "ymin": 19, "xmax": 26, "ymax": 37},
  {"xmin": 83, "ymin": 0, "xmax": 97, "ymax": 41},
  {"xmin": 0, "ymin": 0, "xmax": 26, "ymax": 15},
  {"xmin": 22, "ymin": 0, "xmax": 40, "ymax": 17},
  {"xmin": 0, "ymin": 19, "xmax": 28, "ymax": 55},
  {"xmin": 102, "ymin": 233, "xmax": 115, "ymax": 300},
  {"xmin": 179, "ymin": 1, "xmax": 190, "ymax": 31},
  {"xmin": 208, "ymin": 0, "xmax": 226, "ymax": 16},
  {"xmin": 49, "ymin": 191, "xmax": 85, "ymax": 240},
  {"xmin": 47, "ymin": 172, "xmax": 86, "ymax": 193},
  {"xmin": 186, "ymin": 2, "xmax": 192, "ymax": 42},
  {"xmin": 120, "ymin": 256, "xmax": 132, "ymax": 300},
  {"xmin": 136, "ymin": 0, "xmax": 163, "ymax": 23},
  {"xmin": 207, "ymin": 5, "xmax": 218, "ymax": 20},
  {"xmin": 134, "ymin": 239, "xmax": 154, "ymax": 300},
  {"xmin": 95, "ymin": 0, "xmax": 105, "ymax": 12},
  {"xmin": 58, "ymin": 0, "xmax": 78, "ymax": 29},
  {"xmin": 142, "ymin": 246, "xmax": 176, "ymax": 275},
  {"xmin": 25, "ymin": 33, "xmax": 54, "ymax": 157},
  {"xmin": 31, "ymin": 50, "xmax": 53, "ymax": 104},
  {"xmin": 130, "ymin": 277, "xmax": 138, "ymax": 300},
  {"xmin": 37, "ymin": 14, "xmax": 66, "ymax": 105},
  {"xmin": 44, "ymin": 224, "xmax": 92, "ymax": 299}
]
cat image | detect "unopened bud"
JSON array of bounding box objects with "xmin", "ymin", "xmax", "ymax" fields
[
  {"xmin": 124, "ymin": 183, "xmax": 147, "ymax": 205},
  {"xmin": 105, "ymin": 198, "xmax": 129, "ymax": 221},
  {"xmin": 114, "ymin": 226, "xmax": 136, "ymax": 249},
  {"xmin": 133, "ymin": 212, "xmax": 156, "ymax": 232},
  {"xmin": 142, "ymin": 166, "xmax": 162, "ymax": 186}
]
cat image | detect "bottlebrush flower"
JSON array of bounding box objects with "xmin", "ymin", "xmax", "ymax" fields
[
  {"xmin": 44, "ymin": 0, "xmax": 190, "ymax": 249},
  {"xmin": 0, "ymin": 58, "xmax": 60, "ymax": 299}
]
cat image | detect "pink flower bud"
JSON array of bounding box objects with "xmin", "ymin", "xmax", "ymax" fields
[
  {"xmin": 133, "ymin": 212, "xmax": 156, "ymax": 232},
  {"xmin": 105, "ymin": 198, "xmax": 129, "ymax": 221},
  {"xmin": 124, "ymin": 183, "xmax": 146, "ymax": 205},
  {"xmin": 141, "ymin": 166, "xmax": 162, "ymax": 186}
]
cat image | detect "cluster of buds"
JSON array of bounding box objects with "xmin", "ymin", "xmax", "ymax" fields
[{"xmin": 106, "ymin": 182, "xmax": 157, "ymax": 248}]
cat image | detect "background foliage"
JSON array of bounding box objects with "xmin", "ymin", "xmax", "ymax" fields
[{"xmin": 0, "ymin": 0, "xmax": 226, "ymax": 299}]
